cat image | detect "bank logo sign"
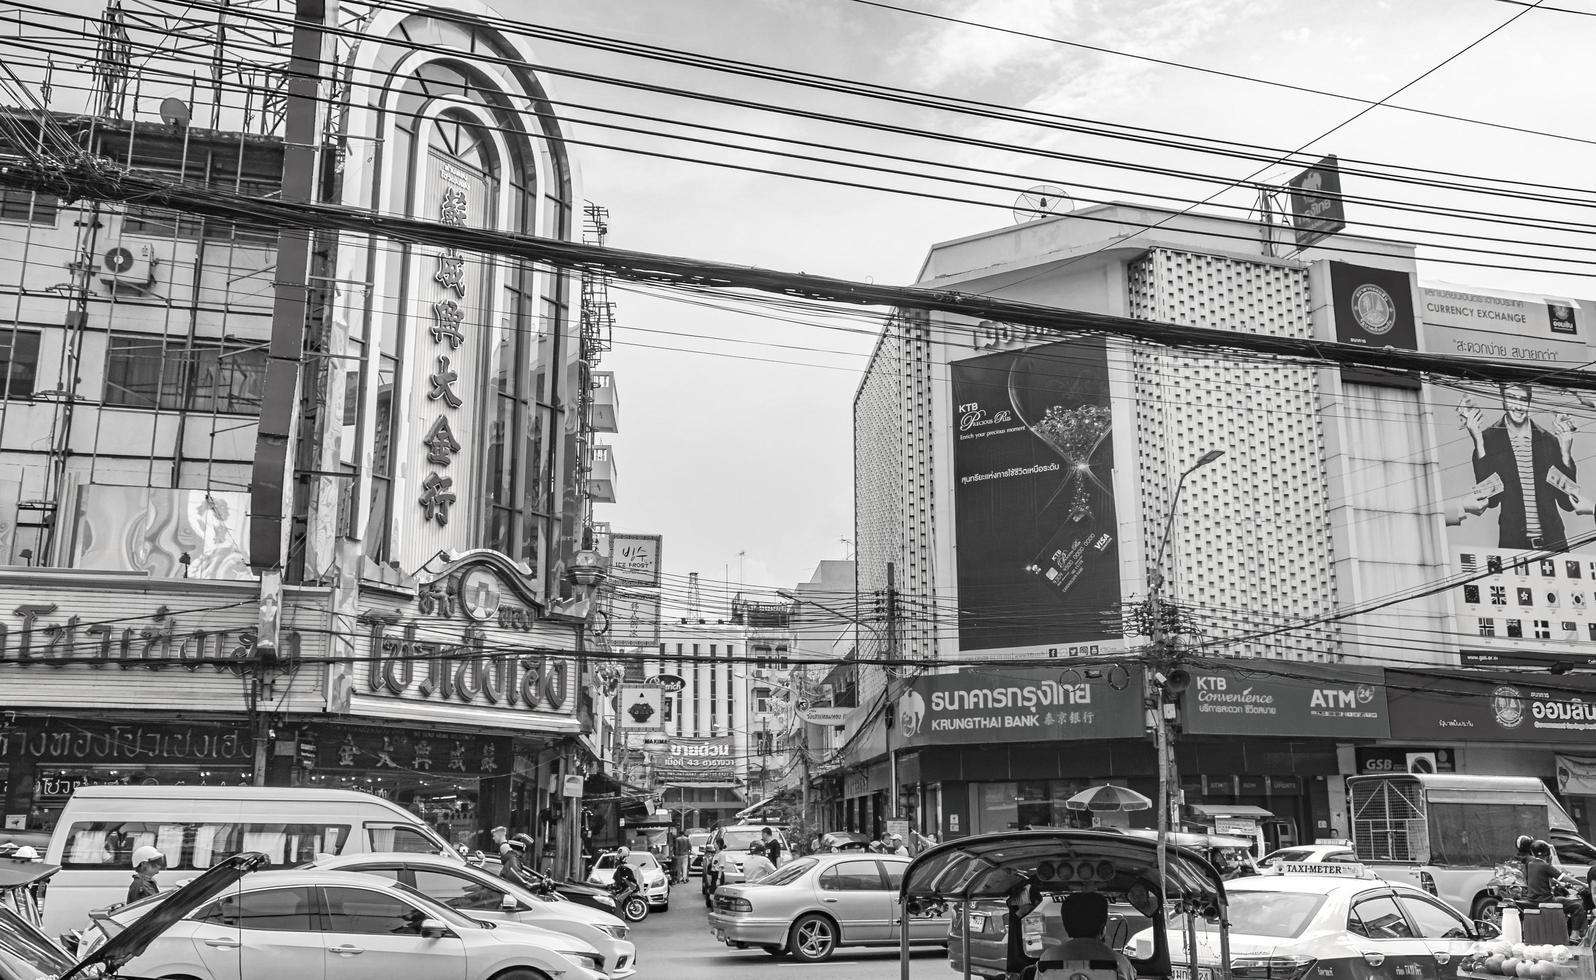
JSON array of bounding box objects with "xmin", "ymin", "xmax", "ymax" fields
[
  {"xmin": 1181, "ymin": 665, "xmax": 1388, "ymax": 738},
  {"xmin": 896, "ymin": 666, "xmax": 1143, "ymax": 747}
]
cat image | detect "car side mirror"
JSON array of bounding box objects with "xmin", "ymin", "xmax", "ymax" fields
[
  {"xmin": 419, "ymin": 918, "xmax": 451, "ymax": 939},
  {"xmin": 1474, "ymin": 920, "xmax": 1501, "ymax": 940},
  {"xmin": 500, "ymin": 893, "xmax": 519, "ymax": 911}
]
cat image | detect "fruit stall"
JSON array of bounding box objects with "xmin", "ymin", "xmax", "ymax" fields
[{"xmin": 1460, "ymin": 934, "xmax": 1594, "ymax": 980}]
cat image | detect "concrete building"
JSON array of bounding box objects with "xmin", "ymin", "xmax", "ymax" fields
[{"xmin": 839, "ymin": 200, "xmax": 1596, "ymax": 846}]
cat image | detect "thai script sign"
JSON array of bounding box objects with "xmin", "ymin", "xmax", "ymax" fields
[
  {"xmin": 654, "ymin": 736, "xmax": 736, "ymax": 783},
  {"xmin": 0, "ymin": 721, "xmax": 252, "ymax": 765},
  {"xmin": 608, "ymin": 534, "xmax": 662, "ymax": 586},
  {"xmin": 895, "ymin": 666, "xmax": 1143, "ymax": 747},
  {"xmin": 1178, "ymin": 663, "xmax": 1389, "ymax": 738},
  {"xmin": 1387, "ymin": 668, "xmax": 1596, "ymax": 742},
  {"xmin": 356, "ymin": 611, "xmax": 570, "ymax": 714}
]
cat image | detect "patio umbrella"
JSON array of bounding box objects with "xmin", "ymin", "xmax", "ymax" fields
[{"xmin": 1063, "ymin": 784, "xmax": 1153, "ymax": 812}]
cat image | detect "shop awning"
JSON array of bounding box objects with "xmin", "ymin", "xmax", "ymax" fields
[
  {"xmin": 1188, "ymin": 804, "xmax": 1273, "ymax": 819},
  {"xmin": 583, "ymin": 771, "xmax": 653, "ymax": 801}
]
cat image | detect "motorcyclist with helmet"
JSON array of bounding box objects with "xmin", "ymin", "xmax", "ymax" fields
[
  {"xmin": 610, "ymin": 845, "xmax": 640, "ymax": 901},
  {"xmin": 127, "ymin": 845, "xmax": 165, "ymax": 904}
]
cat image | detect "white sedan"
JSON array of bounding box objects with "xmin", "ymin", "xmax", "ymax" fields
[
  {"xmin": 308, "ymin": 852, "xmax": 636, "ymax": 978},
  {"xmin": 588, "ymin": 852, "xmax": 670, "ymax": 910},
  {"xmin": 81, "ymin": 867, "xmax": 608, "ymax": 980}
]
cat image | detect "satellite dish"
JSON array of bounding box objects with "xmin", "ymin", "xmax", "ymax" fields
[
  {"xmin": 159, "ymin": 97, "xmax": 191, "ymax": 128},
  {"xmin": 1013, "ymin": 185, "xmax": 1072, "ymax": 223}
]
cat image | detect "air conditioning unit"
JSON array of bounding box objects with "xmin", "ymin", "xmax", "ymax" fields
[{"xmin": 97, "ymin": 239, "xmax": 156, "ymax": 288}]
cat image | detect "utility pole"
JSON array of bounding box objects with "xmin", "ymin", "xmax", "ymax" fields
[
  {"xmin": 885, "ymin": 562, "xmax": 900, "ymax": 820},
  {"xmin": 1147, "ymin": 450, "xmax": 1223, "ymax": 883}
]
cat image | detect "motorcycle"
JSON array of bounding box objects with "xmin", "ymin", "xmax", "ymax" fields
[
  {"xmin": 467, "ymin": 850, "xmax": 625, "ymax": 920},
  {"xmin": 609, "ymin": 879, "xmax": 648, "ymax": 923}
]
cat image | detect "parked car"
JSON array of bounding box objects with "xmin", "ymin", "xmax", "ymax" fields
[
  {"xmin": 708, "ymin": 852, "xmax": 949, "ymax": 962},
  {"xmin": 587, "ymin": 851, "xmax": 671, "ymax": 910},
  {"xmin": 703, "ymin": 824, "xmax": 792, "ymax": 897},
  {"xmin": 1129, "ymin": 860, "xmax": 1488, "ymax": 976},
  {"xmin": 1259, "ymin": 843, "xmax": 1359, "ymax": 869},
  {"xmin": 41, "ymin": 784, "xmax": 457, "ymax": 936},
  {"xmin": 78, "ymin": 864, "xmax": 609, "ymax": 980},
  {"xmin": 306, "ymin": 852, "xmax": 637, "ymax": 978},
  {"xmin": 815, "ymin": 832, "xmax": 872, "ymax": 853},
  {"xmin": 0, "ymin": 905, "xmax": 74, "ymax": 980},
  {"xmin": 687, "ymin": 831, "xmax": 711, "ymax": 877},
  {"xmin": 475, "ymin": 854, "xmax": 622, "ymax": 915}
]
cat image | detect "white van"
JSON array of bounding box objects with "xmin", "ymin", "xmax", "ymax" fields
[{"xmin": 41, "ymin": 785, "xmax": 458, "ymax": 936}]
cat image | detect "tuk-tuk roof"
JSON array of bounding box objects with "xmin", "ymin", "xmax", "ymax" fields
[
  {"xmin": 0, "ymin": 861, "xmax": 57, "ymax": 890},
  {"xmin": 898, "ymin": 829, "xmax": 1228, "ymax": 904}
]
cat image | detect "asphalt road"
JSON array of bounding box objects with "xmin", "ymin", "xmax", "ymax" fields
[{"xmin": 627, "ymin": 880, "xmax": 952, "ymax": 980}]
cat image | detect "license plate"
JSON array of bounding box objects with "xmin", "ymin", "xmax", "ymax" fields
[{"xmin": 1172, "ymin": 966, "xmax": 1215, "ymax": 980}]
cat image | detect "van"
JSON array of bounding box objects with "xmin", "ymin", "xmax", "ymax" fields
[
  {"xmin": 40, "ymin": 785, "xmax": 457, "ymax": 935},
  {"xmin": 1347, "ymin": 772, "xmax": 1592, "ymax": 920}
]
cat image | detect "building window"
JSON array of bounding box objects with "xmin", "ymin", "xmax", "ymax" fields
[
  {"xmin": 104, "ymin": 335, "xmax": 267, "ymax": 413},
  {"xmin": 754, "ymin": 730, "xmax": 773, "ymax": 755},
  {"xmin": 0, "ymin": 188, "xmax": 59, "ymax": 225},
  {"xmin": 753, "ymin": 686, "xmax": 771, "ymax": 714},
  {"xmin": 0, "ymin": 330, "xmax": 41, "ymax": 398}
]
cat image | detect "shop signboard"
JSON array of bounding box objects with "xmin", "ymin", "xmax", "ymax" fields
[
  {"xmin": 1421, "ymin": 283, "xmax": 1596, "ymax": 668},
  {"xmin": 0, "ymin": 571, "xmax": 330, "ymax": 713},
  {"xmin": 1556, "ymin": 754, "xmax": 1596, "ymax": 795},
  {"xmin": 346, "ymin": 552, "xmax": 579, "ymax": 732},
  {"xmin": 608, "ymin": 534, "xmax": 662, "ymax": 587},
  {"xmin": 894, "ymin": 665, "xmax": 1143, "ymax": 748},
  {"xmin": 1287, "ymin": 154, "xmax": 1346, "ymax": 249},
  {"xmin": 948, "ymin": 336, "xmax": 1125, "ymax": 657},
  {"xmin": 1178, "ymin": 663, "xmax": 1389, "ymax": 738},
  {"xmin": 0, "ymin": 720, "xmax": 254, "ymax": 768},
  {"xmin": 1330, "ymin": 262, "xmax": 1421, "ymax": 388},
  {"xmin": 1354, "ymin": 746, "xmax": 1457, "ymax": 775},
  {"xmin": 1387, "ymin": 669, "xmax": 1596, "ymax": 743},
  {"xmin": 618, "ymin": 686, "xmax": 664, "ymax": 730},
  {"xmin": 314, "ymin": 726, "xmax": 508, "ymax": 777},
  {"xmin": 654, "ymin": 736, "xmax": 736, "ymax": 784},
  {"xmin": 606, "ymin": 590, "xmax": 660, "ymax": 650}
]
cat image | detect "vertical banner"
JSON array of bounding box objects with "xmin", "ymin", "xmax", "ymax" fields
[
  {"xmin": 1330, "ymin": 262, "xmax": 1420, "ymax": 388},
  {"xmin": 606, "ymin": 591, "xmax": 661, "ymax": 650},
  {"xmin": 950, "ymin": 337, "xmax": 1122, "ymax": 655}
]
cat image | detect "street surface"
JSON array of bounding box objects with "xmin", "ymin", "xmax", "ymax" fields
[{"xmin": 628, "ymin": 884, "xmax": 948, "ymax": 979}]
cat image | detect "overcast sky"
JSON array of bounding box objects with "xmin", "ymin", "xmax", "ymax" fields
[
  {"xmin": 532, "ymin": 0, "xmax": 1595, "ymax": 608},
  {"xmin": 10, "ymin": 0, "xmax": 1593, "ymax": 612}
]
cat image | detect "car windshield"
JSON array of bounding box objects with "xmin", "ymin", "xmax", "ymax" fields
[
  {"xmin": 689, "ymin": 833, "xmax": 710, "ymax": 847},
  {"xmin": 1262, "ymin": 849, "xmax": 1313, "ymax": 865},
  {"xmin": 1176, "ymin": 890, "xmax": 1325, "ymax": 939},
  {"xmin": 721, "ymin": 829, "xmax": 777, "ymax": 850},
  {"xmin": 0, "ymin": 908, "xmax": 74, "ymax": 979},
  {"xmin": 758, "ymin": 858, "xmax": 818, "ymax": 886},
  {"xmin": 625, "ymin": 854, "xmax": 658, "ymax": 870}
]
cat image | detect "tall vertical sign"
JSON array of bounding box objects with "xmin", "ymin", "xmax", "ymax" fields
[{"xmin": 949, "ymin": 337, "xmax": 1123, "ymax": 656}]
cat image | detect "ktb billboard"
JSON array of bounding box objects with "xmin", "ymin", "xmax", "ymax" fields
[{"xmin": 949, "ymin": 337, "xmax": 1123, "ymax": 656}]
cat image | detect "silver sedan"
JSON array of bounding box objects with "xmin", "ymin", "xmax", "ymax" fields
[{"xmin": 706, "ymin": 853, "xmax": 949, "ymax": 963}]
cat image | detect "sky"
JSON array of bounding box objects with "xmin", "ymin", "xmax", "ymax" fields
[{"xmin": 7, "ymin": 0, "xmax": 1595, "ymax": 612}]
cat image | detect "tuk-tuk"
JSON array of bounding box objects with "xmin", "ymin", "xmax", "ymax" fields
[{"xmin": 898, "ymin": 829, "xmax": 1231, "ymax": 980}]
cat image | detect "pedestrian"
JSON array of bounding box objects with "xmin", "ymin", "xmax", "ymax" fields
[
  {"xmin": 742, "ymin": 841, "xmax": 776, "ymax": 883},
  {"xmin": 761, "ymin": 826, "xmax": 783, "ymax": 867},
  {"xmin": 491, "ymin": 825, "xmax": 528, "ymax": 886},
  {"xmin": 885, "ymin": 833, "xmax": 909, "ymax": 857},
  {"xmin": 127, "ymin": 845, "xmax": 164, "ymax": 904},
  {"xmin": 910, "ymin": 829, "xmax": 938, "ymax": 855},
  {"xmin": 672, "ymin": 830, "xmax": 692, "ymax": 884}
]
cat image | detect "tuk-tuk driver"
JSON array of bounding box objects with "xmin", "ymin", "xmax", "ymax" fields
[{"xmin": 1038, "ymin": 892, "xmax": 1137, "ymax": 980}]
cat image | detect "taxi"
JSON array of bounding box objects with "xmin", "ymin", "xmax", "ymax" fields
[{"xmin": 1129, "ymin": 862, "xmax": 1488, "ymax": 980}]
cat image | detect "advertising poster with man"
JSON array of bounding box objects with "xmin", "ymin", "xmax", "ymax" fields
[
  {"xmin": 949, "ymin": 336, "xmax": 1123, "ymax": 655},
  {"xmin": 1423, "ymin": 284, "xmax": 1596, "ymax": 664}
]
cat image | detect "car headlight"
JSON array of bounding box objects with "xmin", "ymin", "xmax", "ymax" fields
[
  {"xmin": 558, "ymin": 949, "xmax": 606, "ymax": 972},
  {"xmin": 595, "ymin": 922, "xmax": 629, "ymax": 940}
]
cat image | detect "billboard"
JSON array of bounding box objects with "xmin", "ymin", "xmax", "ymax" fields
[
  {"xmin": 1422, "ymin": 284, "xmax": 1596, "ymax": 666},
  {"xmin": 608, "ymin": 533, "xmax": 661, "ymax": 586},
  {"xmin": 949, "ymin": 337, "xmax": 1123, "ymax": 655},
  {"xmin": 618, "ymin": 686, "xmax": 663, "ymax": 730},
  {"xmin": 1330, "ymin": 262, "xmax": 1420, "ymax": 388},
  {"xmin": 653, "ymin": 735, "xmax": 736, "ymax": 784},
  {"xmin": 1287, "ymin": 154, "xmax": 1346, "ymax": 249},
  {"xmin": 894, "ymin": 665, "xmax": 1143, "ymax": 747}
]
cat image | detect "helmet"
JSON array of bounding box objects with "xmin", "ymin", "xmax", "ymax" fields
[
  {"xmin": 132, "ymin": 845, "xmax": 166, "ymax": 868},
  {"xmin": 1517, "ymin": 835, "xmax": 1535, "ymax": 853},
  {"xmin": 616, "ymin": 846, "xmax": 630, "ymax": 859},
  {"xmin": 8, "ymin": 845, "xmax": 39, "ymax": 861}
]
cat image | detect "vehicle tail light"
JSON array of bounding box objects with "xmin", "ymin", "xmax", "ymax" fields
[
  {"xmin": 1418, "ymin": 871, "xmax": 1438, "ymax": 896},
  {"xmin": 718, "ymin": 896, "xmax": 753, "ymax": 913},
  {"xmin": 1231, "ymin": 955, "xmax": 1318, "ymax": 980}
]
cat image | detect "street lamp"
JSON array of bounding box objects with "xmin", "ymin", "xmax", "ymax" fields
[{"xmin": 1146, "ymin": 449, "xmax": 1222, "ymax": 895}]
